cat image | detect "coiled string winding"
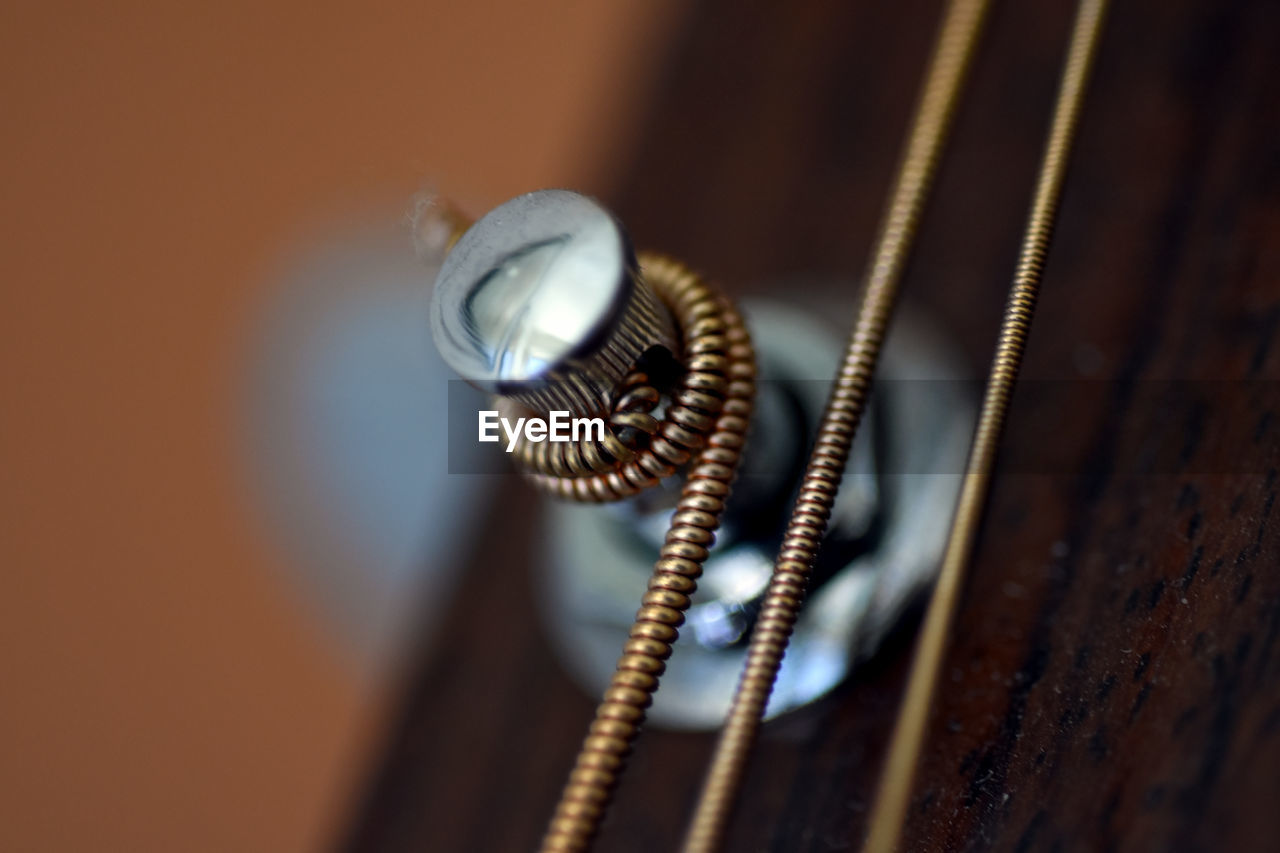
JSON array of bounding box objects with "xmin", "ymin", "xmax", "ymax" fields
[
  {"xmin": 495, "ymin": 252, "xmax": 756, "ymax": 851},
  {"xmin": 506, "ymin": 253, "xmax": 753, "ymax": 504}
]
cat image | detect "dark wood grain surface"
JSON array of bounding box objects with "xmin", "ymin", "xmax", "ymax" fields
[{"xmin": 346, "ymin": 0, "xmax": 1280, "ymax": 849}]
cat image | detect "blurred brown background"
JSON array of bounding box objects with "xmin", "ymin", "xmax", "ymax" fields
[{"xmin": 0, "ymin": 2, "xmax": 680, "ymax": 850}]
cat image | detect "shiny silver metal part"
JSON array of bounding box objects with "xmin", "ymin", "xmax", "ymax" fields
[
  {"xmin": 542, "ymin": 299, "xmax": 975, "ymax": 729},
  {"xmin": 427, "ymin": 188, "xmax": 974, "ymax": 729},
  {"xmin": 430, "ymin": 190, "xmax": 675, "ymax": 417}
]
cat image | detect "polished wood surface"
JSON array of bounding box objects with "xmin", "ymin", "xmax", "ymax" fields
[{"xmin": 347, "ymin": 0, "xmax": 1280, "ymax": 849}]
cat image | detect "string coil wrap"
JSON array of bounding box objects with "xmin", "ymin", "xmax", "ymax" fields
[{"xmin": 519, "ymin": 253, "xmax": 756, "ymax": 852}]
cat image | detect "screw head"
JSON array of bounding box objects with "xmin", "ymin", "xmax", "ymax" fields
[{"xmin": 430, "ymin": 190, "xmax": 673, "ymax": 416}]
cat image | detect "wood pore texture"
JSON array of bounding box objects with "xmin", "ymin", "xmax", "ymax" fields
[{"xmin": 346, "ymin": 0, "xmax": 1280, "ymax": 850}]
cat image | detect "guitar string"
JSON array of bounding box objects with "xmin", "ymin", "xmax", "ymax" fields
[
  {"xmin": 680, "ymin": 1, "xmax": 992, "ymax": 850},
  {"xmin": 862, "ymin": 0, "xmax": 1110, "ymax": 850},
  {"xmin": 534, "ymin": 256, "xmax": 759, "ymax": 853}
]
